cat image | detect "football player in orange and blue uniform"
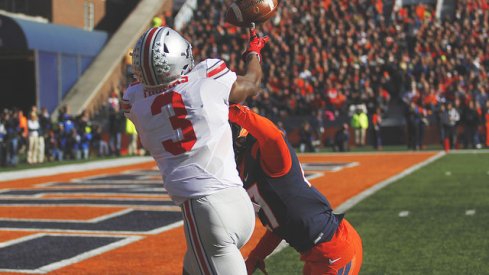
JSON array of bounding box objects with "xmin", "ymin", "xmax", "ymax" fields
[{"xmin": 229, "ymin": 104, "xmax": 363, "ymax": 275}]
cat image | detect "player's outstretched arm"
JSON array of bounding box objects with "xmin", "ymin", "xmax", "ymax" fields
[
  {"xmin": 229, "ymin": 27, "xmax": 269, "ymax": 104},
  {"xmin": 229, "ymin": 104, "xmax": 292, "ymax": 177}
]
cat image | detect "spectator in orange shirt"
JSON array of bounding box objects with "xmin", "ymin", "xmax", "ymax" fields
[
  {"xmin": 423, "ymin": 89, "xmax": 438, "ymax": 111},
  {"xmin": 18, "ymin": 109, "xmax": 28, "ymax": 139},
  {"xmin": 415, "ymin": 4, "xmax": 426, "ymax": 21}
]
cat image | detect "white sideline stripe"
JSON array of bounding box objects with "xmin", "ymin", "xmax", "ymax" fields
[
  {"xmin": 0, "ymin": 156, "xmax": 155, "ymax": 182},
  {"xmin": 448, "ymin": 149, "xmax": 489, "ymax": 154},
  {"xmin": 0, "ymin": 233, "xmax": 44, "ymax": 248},
  {"xmin": 330, "ymin": 162, "xmax": 359, "ymax": 172},
  {"xmin": 269, "ymin": 151, "xmax": 446, "ymax": 257},
  {"xmin": 89, "ymin": 208, "xmax": 134, "ymax": 222},
  {"xmin": 334, "ymin": 151, "xmax": 445, "ymax": 214},
  {"xmin": 146, "ymin": 220, "xmax": 184, "ymax": 234},
  {"xmin": 299, "ymin": 151, "xmax": 439, "ymax": 157},
  {"xmin": 305, "ymin": 172, "xmax": 324, "ymax": 181},
  {"xmin": 298, "ymin": 149, "xmax": 489, "ymax": 157}
]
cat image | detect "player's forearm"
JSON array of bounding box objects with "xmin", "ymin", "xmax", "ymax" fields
[
  {"xmin": 242, "ymin": 54, "xmax": 263, "ymax": 87},
  {"xmin": 228, "ymin": 55, "xmax": 263, "ymax": 103},
  {"xmin": 248, "ymin": 230, "xmax": 283, "ymax": 260}
]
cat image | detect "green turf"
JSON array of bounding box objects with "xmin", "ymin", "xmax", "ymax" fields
[{"xmin": 259, "ymin": 153, "xmax": 489, "ymax": 274}]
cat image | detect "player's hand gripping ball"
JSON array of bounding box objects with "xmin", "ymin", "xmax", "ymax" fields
[{"xmin": 225, "ymin": 0, "xmax": 280, "ymax": 27}]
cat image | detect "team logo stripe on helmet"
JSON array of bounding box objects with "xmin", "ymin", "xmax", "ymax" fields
[{"xmin": 141, "ymin": 28, "xmax": 160, "ymax": 86}]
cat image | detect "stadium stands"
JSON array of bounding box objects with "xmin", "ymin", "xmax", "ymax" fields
[{"xmin": 180, "ymin": 0, "xmax": 488, "ymax": 149}]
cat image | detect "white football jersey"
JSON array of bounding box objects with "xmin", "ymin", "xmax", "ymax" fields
[{"xmin": 122, "ymin": 59, "xmax": 242, "ymax": 205}]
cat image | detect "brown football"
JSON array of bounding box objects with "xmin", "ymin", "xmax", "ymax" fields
[{"xmin": 225, "ymin": 0, "xmax": 279, "ymax": 27}]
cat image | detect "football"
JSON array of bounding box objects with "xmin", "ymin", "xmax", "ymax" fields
[{"xmin": 225, "ymin": 0, "xmax": 279, "ymax": 27}]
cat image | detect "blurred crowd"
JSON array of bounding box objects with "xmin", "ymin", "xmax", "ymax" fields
[
  {"xmin": 399, "ymin": 1, "xmax": 489, "ymax": 150},
  {"xmin": 181, "ymin": 0, "xmax": 489, "ymax": 150},
  {"xmin": 0, "ymin": 94, "xmax": 141, "ymax": 168},
  {"xmin": 182, "ymin": 0, "xmax": 397, "ymax": 120}
]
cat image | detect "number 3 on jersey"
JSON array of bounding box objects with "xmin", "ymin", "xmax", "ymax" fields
[{"xmin": 151, "ymin": 91, "xmax": 197, "ymax": 155}]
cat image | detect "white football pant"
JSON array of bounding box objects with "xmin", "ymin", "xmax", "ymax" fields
[{"xmin": 182, "ymin": 187, "xmax": 255, "ymax": 275}]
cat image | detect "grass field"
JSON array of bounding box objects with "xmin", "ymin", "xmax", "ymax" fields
[{"xmin": 262, "ymin": 153, "xmax": 489, "ymax": 274}]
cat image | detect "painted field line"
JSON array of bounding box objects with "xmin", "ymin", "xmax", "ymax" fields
[
  {"xmin": 334, "ymin": 151, "xmax": 445, "ymax": 214},
  {"xmin": 299, "ymin": 151, "xmax": 440, "ymax": 157},
  {"xmin": 0, "ymin": 157, "xmax": 154, "ymax": 182},
  {"xmin": 270, "ymin": 151, "xmax": 446, "ymax": 257},
  {"xmin": 299, "ymin": 149, "xmax": 489, "ymax": 157},
  {"xmin": 447, "ymin": 149, "xmax": 489, "ymax": 154}
]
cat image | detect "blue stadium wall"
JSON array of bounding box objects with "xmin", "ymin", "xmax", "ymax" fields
[{"xmin": 0, "ymin": 15, "xmax": 107, "ymax": 113}]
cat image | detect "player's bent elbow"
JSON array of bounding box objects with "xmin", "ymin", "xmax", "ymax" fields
[
  {"xmin": 248, "ymin": 85, "xmax": 262, "ymax": 97},
  {"xmin": 263, "ymin": 131, "xmax": 288, "ymax": 153},
  {"xmin": 269, "ymin": 129, "xmax": 284, "ymax": 142},
  {"xmin": 229, "ymin": 78, "xmax": 261, "ymax": 103}
]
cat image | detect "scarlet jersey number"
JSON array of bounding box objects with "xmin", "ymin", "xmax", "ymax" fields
[{"xmin": 151, "ymin": 91, "xmax": 197, "ymax": 155}]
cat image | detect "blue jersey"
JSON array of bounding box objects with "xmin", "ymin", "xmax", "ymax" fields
[{"xmin": 240, "ymin": 138, "xmax": 340, "ymax": 252}]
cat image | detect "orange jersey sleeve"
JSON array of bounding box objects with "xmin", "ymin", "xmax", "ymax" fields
[{"xmin": 229, "ymin": 105, "xmax": 292, "ymax": 177}]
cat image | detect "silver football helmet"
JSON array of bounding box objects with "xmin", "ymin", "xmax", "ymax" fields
[{"xmin": 132, "ymin": 27, "xmax": 194, "ymax": 87}]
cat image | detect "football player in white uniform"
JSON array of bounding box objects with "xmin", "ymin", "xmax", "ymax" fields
[{"xmin": 122, "ymin": 26, "xmax": 269, "ymax": 275}]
